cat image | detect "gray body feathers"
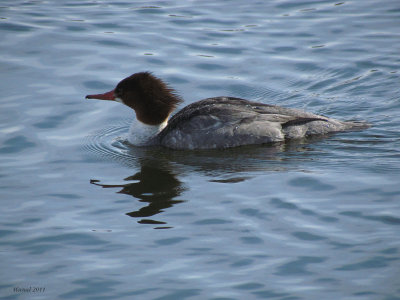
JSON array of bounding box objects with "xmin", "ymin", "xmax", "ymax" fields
[{"xmin": 157, "ymin": 97, "xmax": 368, "ymax": 150}]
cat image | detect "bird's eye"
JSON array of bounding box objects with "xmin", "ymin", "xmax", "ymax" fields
[{"xmin": 115, "ymin": 88, "xmax": 122, "ymax": 96}]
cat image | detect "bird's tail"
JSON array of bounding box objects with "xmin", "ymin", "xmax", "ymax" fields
[{"xmin": 342, "ymin": 120, "xmax": 371, "ymax": 130}]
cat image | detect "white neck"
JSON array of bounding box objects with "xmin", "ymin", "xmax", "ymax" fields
[{"xmin": 127, "ymin": 116, "xmax": 168, "ymax": 146}]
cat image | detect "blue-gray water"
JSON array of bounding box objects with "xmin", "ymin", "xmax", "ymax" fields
[{"xmin": 1, "ymin": 0, "xmax": 399, "ymax": 299}]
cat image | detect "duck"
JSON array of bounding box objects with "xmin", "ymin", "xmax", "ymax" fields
[{"xmin": 85, "ymin": 72, "xmax": 368, "ymax": 150}]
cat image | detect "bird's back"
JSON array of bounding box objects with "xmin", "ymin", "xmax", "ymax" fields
[{"xmin": 158, "ymin": 97, "xmax": 367, "ymax": 149}]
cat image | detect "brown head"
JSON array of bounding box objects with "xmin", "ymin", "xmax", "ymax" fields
[{"xmin": 86, "ymin": 72, "xmax": 183, "ymax": 125}]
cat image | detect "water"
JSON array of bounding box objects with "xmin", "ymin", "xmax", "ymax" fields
[{"xmin": 1, "ymin": 0, "xmax": 399, "ymax": 299}]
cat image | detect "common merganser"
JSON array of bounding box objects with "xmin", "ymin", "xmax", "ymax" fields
[{"xmin": 86, "ymin": 72, "xmax": 368, "ymax": 150}]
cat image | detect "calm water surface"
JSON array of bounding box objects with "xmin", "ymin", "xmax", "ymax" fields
[{"xmin": 1, "ymin": 0, "xmax": 400, "ymax": 299}]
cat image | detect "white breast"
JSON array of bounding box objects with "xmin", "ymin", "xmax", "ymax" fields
[{"xmin": 127, "ymin": 116, "xmax": 168, "ymax": 146}]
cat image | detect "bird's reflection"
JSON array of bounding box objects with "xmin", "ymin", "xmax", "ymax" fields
[
  {"xmin": 91, "ymin": 158, "xmax": 185, "ymax": 229},
  {"xmin": 89, "ymin": 134, "xmax": 333, "ymax": 228}
]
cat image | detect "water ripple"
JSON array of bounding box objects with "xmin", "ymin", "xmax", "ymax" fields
[{"xmin": 82, "ymin": 122, "xmax": 137, "ymax": 166}]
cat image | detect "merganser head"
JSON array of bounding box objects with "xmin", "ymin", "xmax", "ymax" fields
[{"xmin": 86, "ymin": 72, "xmax": 182, "ymax": 125}]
